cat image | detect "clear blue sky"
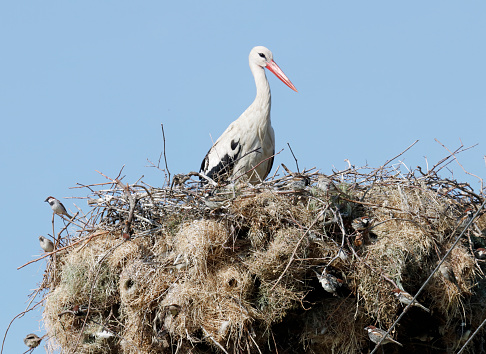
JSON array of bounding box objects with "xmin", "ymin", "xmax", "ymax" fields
[{"xmin": 1, "ymin": 1, "xmax": 484, "ymax": 352}]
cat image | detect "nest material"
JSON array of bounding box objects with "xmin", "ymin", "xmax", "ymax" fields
[{"xmin": 37, "ymin": 164, "xmax": 486, "ymax": 353}]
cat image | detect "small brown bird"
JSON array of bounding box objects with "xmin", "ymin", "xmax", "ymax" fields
[
  {"xmin": 313, "ymin": 269, "xmax": 343, "ymax": 296},
  {"xmin": 168, "ymin": 304, "xmax": 180, "ymax": 316},
  {"xmin": 456, "ymin": 208, "xmax": 475, "ymax": 230},
  {"xmin": 45, "ymin": 196, "xmax": 72, "ymax": 219},
  {"xmin": 317, "ymin": 175, "xmax": 339, "ymax": 195},
  {"xmin": 23, "ymin": 333, "xmax": 42, "ymax": 348},
  {"xmin": 351, "ymin": 216, "xmax": 372, "ymax": 231},
  {"xmin": 171, "ymin": 174, "xmax": 190, "ymax": 188},
  {"xmin": 439, "ymin": 262, "xmax": 458, "ymax": 283},
  {"xmin": 392, "ymin": 288, "xmax": 430, "ymax": 312},
  {"xmin": 39, "ymin": 236, "xmax": 54, "ymax": 252},
  {"xmin": 288, "ymin": 175, "xmax": 310, "ymax": 191},
  {"xmin": 456, "ymin": 322, "xmax": 471, "ymax": 347},
  {"xmin": 59, "ymin": 304, "xmax": 90, "ymax": 318},
  {"xmin": 338, "ymin": 248, "xmax": 349, "ymax": 261},
  {"xmin": 364, "ymin": 325, "xmax": 403, "ymax": 347},
  {"xmin": 475, "ymin": 248, "xmax": 486, "ymax": 260},
  {"xmin": 465, "ymin": 208, "xmax": 475, "ymax": 218},
  {"xmin": 72, "ymin": 304, "xmax": 89, "ymax": 317}
]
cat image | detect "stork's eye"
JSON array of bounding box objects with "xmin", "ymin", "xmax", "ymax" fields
[{"xmin": 258, "ymin": 53, "xmax": 266, "ymax": 59}]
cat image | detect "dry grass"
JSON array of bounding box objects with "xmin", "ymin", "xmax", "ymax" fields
[{"xmin": 27, "ymin": 160, "xmax": 486, "ymax": 353}]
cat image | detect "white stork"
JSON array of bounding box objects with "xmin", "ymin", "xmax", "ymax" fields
[{"xmin": 200, "ymin": 46, "xmax": 297, "ymax": 184}]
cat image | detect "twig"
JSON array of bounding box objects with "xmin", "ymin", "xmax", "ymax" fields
[
  {"xmin": 158, "ymin": 123, "xmax": 171, "ymax": 184},
  {"xmin": 70, "ymin": 181, "xmax": 116, "ymax": 189},
  {"xmin": 382, "ymin": 140, "xmax": 419, "ymax": 169},
  {"xmin": 233, "ymin": 148, "xmax": 283, "ymax": 183},
  {"xmin": 271, "ymin": 209, "xmax": 324, "ymax": 291},
  {"xmin": 287, "ymin": 142, "xmax": 300, "ymax": 173},
  {"xmin": 457, "ymin": 316, "xmax": 486, "ymax": 353},
  {"xmin": 201, "ymin": 327, "xmax": 229, "ymax": 354},
  {"xmin": 435, "ymin": 138, "xmax": 483, "ymax": 195},
  {"xmin": 1, "ymin": 301, "xmax": 44, "ymax": 354},
  {"xmin": 345, "ymin": 237, "xmax": 399, "ymax": 289}
]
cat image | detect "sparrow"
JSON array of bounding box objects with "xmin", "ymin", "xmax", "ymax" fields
[
  {"xmin": 465, "ymin": 208, "xmax": 475, "ymax": 218},
  {"xmin": 45, "ymin": 196, "xmax": 72, "ymax": 219},
  {"xmin": 475, "ymin": 248, "xmax": 486, "ymax": 260},
  {"xmin": 72, "ymin": 304, "xmax": 89, "ymax": 317},
  {"xmin": 23, "ymin": 333, "xmax": 42, "ymax": 348},
  {"xmin": 58, "ymin": 304, "xmax": 90, "ymax": 318},
  {"xmin": 95, "ymin": 330, "xmax": 114, "ymax": 339},
  {"xmin": 338, "ymin": 248, "xmax": 349, "ymax": 261},
  {"xmin": 364, "ymin": 325, "xmax": 403, "ymax": 347},
  {"xmin": 392, "ymin": 288, "xmax": 430, "ymax": 312},
  {"xmin": 39, "ymin": 236, "xmax": 54, "ymax": 252},
  {"xmin": 456, "ymin": 322, "xmax": 471, "ymax": 346},
  {"xmin": 171, "ymin": 174, "xmax": 190, "ymax": 188},
  {"xmin": 439, "ymin": 262, "xmax": 459, "ymax": 287},
  {"xmin": 173, "ymin": 254, "xmax": 190, "ymax": 271},
  {"xmin": 288, "ymin": 175, "xmax": 310, "ymax": 191},
  {"xmin": 313, "ymin": 269, "xmax": 343, "ymax": 296},
  {"xmin": 168, "ymin": 304, "xmax": 180, "ymax": 316},
  {"xmin": 351, "ymin": 216, "xmax": 372, "ymax": 231},
  {"xmin": 317, "ymin": 175, "xmax": 339, "ymax": 195},
  {"xmin": 456, "ymin": 208, "xmax": 477, "ymax": 231}
]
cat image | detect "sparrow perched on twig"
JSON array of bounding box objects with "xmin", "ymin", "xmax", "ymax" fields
[
  {"xmin": 351, "ymin": 216, "xmax": 372, "ymax": 231},
  {"xmin": 39, "ymin": 236, "xmax": 54, "ymax": 252},
  {"xmin": 45, "ymin": 196, "xmax": 72, "ymax": 219},
  {"xmin": 313, "ymin": 269, "xmax": 343, "ymax": 296},
  {"xmin": 392, "ymin": 288, "xmax": 430, "ymax": 312},
  {"xmin": 364, "ymin": 325, "xmax": 403, "ymax": 347},
  {"xmin": 475, "ymin": 248, "xmax": 486, "ymax": 260},
  {"xmin": 23, "ymin": 333, "xmax": 42, "ymax": 348}
]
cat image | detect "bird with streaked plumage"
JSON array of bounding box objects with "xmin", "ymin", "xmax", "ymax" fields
[
  {"xmin": 200, "ymin": 46, "xmax": 297, "ymax": 184},
  {"xmin": 365, "ymin": 325, "xmax": 403, "ymax": 347},
  {"xmin": 23, "ymin": 333, "xmax": 42, "ymax": 348},
  {"xmin": 392, "ymin": 288, "xmax": 430, "ymax": 312},
  {"xmin": 475, "ymin": 248, "xmax": 486, "ymax": 259},
  {"xmin": 45, "ymin": 196, "xmax": 72, "ymax": 219}
]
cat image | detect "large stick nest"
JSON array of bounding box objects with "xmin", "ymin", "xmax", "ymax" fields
[{"xmin": 35, "ymin": 162, "xmax": 486, "ymax": 353}]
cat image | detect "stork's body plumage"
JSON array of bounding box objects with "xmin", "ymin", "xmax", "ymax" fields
[{"xmin": 200, "ymin": 46, "xmax": 297, "ymax": 184}]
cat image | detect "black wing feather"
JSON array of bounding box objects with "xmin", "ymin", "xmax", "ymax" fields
[
  {"xmin": 262, "ymin": 148, "xmax": 275, "ymax": 180},
  {"xmin": 200, "ymin": 139, "xmax": 242, "ymax": 183}
]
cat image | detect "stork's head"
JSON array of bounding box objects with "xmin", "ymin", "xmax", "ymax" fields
[
  {"xmin": 250, "ymin": 46, "xmax": 297, "ymax": 92},
  {"xmin": 250, "ymin": 46, "xmax": 274, "ymax": 68}
]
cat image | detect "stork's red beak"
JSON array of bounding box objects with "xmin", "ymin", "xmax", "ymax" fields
[{"xmin": 266, "ymin": 60, "xmax": 298, "ymax": 92}]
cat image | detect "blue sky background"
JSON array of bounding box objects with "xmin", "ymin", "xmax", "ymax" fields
[{"xmin": 1, "ymin": 1, "xmax": 485, "ymax": 352}]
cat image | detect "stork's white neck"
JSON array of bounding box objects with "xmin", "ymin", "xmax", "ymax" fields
[{"xmin": 249, "ymin": 62, "xmax": 271, "ymax": 117}]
